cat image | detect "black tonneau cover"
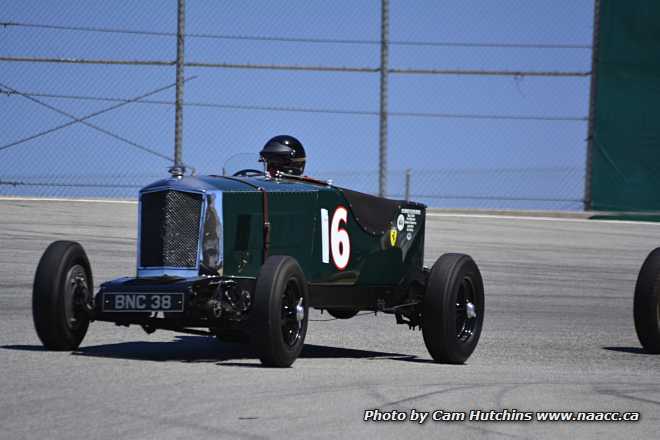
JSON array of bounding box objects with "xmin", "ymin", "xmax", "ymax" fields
[{"xmin": 340, "ymin": 188, "xmax": 424, "ymax": 235}]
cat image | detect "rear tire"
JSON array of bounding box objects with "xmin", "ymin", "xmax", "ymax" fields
[
  {"xmin": 634, "ymin": 248, "xmax": 660, "ymax": 354},
  {"xmin": 421, "ymin": 253, "xmax": 484, "ymax": 364},
  {"xmin": 251, "ymin": 256, "xmax": 309, "ymax": 367},
  {"xmin": 33, "ymin": 241, "xmax": 93, "ymax": 350}
]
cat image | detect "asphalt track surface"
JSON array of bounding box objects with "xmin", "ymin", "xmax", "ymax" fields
[{"xmin": 1, "ymin": 199, "xmax": 659, "ymax": 440}]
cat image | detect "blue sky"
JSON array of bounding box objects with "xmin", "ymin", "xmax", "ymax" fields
[{"xmin": 0, "ymin": 1, "xmax": 594, "ymax": 208}]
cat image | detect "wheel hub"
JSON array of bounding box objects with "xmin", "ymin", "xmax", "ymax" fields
[
  {"xmin": 466, "ymin": 301, "xmax": 477, "ymax": 319},
  {"xmin": 64, "ymin": 265, "xmax": 89, "ymax": 330},
  {"xmin": 295, "ymin": 298, "xmax": 305, "ymax": 324},
  {"xmin": 456, "ymin": 277, "xmax": 478, "ymax": 342},
  {"xmin": 281, "ymin": 280, "xmax": 305, "ymax": 347}
]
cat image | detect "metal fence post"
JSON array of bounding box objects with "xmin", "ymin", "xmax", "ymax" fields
[
  {"xmin": 378, "ymin": 0, "xmax": 390, "ymax": 197},
  {"xmin": 584, "ymin": 0, "xmax": 601, "ymax": 211},
  {"xmin": 171, "ymin": 0, "xmax": 186, "ymax": 177},
  {"xmin": 404, "ymin": 169, "xmax": 411, "ymax": 201}
]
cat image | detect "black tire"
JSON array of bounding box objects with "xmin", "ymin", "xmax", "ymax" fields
[
  {"xmin": 251, "ymin": 256, "xmax": 309, "ymax": 367},
  {"xmin": 326, "ymin": 308, "xmax": 359, "ymax": 320},
  {"xmin": 634, "ymin": 248, "xmax": 660, "ymax": 354},
  {"xmin": 421, "ymin": 253, "xmax": 484, "ymax": 364},
  {"xmin": 33, "ymin": 241, "xmax": 93, "ymax": 350}
]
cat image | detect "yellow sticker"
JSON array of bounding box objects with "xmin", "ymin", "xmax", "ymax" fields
[{"xmin": 390, "ymin": 228, "xmax": 398, "ymax": 247}]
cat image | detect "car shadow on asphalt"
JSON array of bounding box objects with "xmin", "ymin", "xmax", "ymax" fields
[
  {"xmin": 1, "ymin": 345, "xmax": 48, "ymax": 352},
  {"xmin": 2, "ymin": 337, "xmax": 429, "ymax": 367},
  {"xmin": 602, "ymin": 346, "xmax": 653, "ymax": 355}
]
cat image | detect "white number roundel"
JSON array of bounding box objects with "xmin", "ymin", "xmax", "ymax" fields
[{"xmin": 330, "ymin": 206, "xmax": 351, "ymax": 270}]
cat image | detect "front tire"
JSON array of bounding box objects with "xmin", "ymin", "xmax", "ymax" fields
[
  {"xmin": 252, "ymin": 256, "xmax": 309, "ymax": 367},
  {"xmin": 33, "ymin": 241, "xmax": 93, "ymax": 350},
  {"xmin": 421, "ymin": 253, "xmax": 484, "ymax": 364},
  {"xmin": 634, "ymin": 248, "xmax": 660, "ymax": 354}
]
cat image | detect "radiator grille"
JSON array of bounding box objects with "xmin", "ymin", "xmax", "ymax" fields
[{"xmin": 140, "ymin": 190, "xmax": 203, "ymax": 268}]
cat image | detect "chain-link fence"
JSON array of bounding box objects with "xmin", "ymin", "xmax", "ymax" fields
[{"xmin": 1, "ymin": 0, "xmax": 594, "ymax": 210}]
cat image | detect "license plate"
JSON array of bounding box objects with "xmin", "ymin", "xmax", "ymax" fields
[{"xmin": 102, "ymin": 292, "xmax": 184, "ymax": 312}]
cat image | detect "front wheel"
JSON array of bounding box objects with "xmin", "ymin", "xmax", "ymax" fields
[
  {"xmin": 421, "ymin": 253, "xmax": 484, "ymax": 364},
  {"xmin": 634, "ymin": 248, "xmax": 660, "ymax": 354},
  {"xmin": 33, "ymin": 241, "xmax": 93, "ymax": 350},
  {"xmin": 251, "ymin": 256, "xmax": 309, "ymax": 367}
]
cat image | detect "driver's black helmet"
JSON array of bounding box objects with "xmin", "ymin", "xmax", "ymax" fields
[{"xmin": 259, "ymin": 135, "xmax": 306, "ymax": 176}]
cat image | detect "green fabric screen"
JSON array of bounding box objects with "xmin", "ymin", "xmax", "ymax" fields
[{"xmin": 591, "ymin": 0, "xmax": 660, "ymax": 211}]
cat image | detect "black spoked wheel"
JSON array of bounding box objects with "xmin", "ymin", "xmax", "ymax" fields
[
  {"xmin": 33, "ymin": 241, "xmax": 93, "ymax": 350},
  {"xmin": 421, "ymin": 253, "xmax": 484, "ymax": 364},
  {"xmin": 634, "ymin": 248, "xmax": 660, "ymax": 354},
  {"xmin": 252, "ymin": 256, "xmax": 309, "ymax": 367}
]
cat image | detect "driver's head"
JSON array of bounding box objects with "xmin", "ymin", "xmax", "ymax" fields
[{"xmin": 259, "ymin": 135, "xmax": 306, "ymax": 176}]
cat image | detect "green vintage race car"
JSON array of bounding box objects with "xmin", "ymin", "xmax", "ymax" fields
[{"xmin": 32, "ymin": 136, "xmax": 485, "ymax": 367}]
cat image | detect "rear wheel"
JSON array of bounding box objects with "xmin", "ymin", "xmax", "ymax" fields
[
  {"xmin": 33, "ymin": 241, "xmax": 93, "ymax": 350},
  {"xmin": 252, "ymin": 256, "xmax": 309, "ymax": 367},
  {"xmin": 421, "ymin": 253, "xmax": 484, "ymax": 364},
  {"xmin": 634, "ymin": 248, "xmax": 660, "ymax": 354}
]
